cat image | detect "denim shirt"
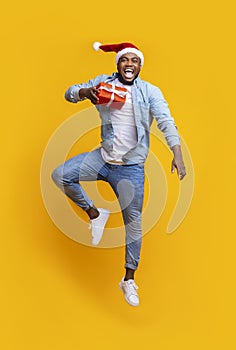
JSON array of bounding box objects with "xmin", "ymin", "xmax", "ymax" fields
[{"xmin": 65, "ymin": 72, "xmax": 180, "ymax": 164}]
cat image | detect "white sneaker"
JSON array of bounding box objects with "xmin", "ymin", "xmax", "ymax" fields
[
  {"xmin": 119, "ymin": 277, "xmax": 139, "ymax": 307},
  {"xmin": 89, "ymin": 208, "xmax": 110, "ymax": 245}
]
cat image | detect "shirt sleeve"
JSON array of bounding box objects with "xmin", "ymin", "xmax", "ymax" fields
[{"xmin": 149, "ymin": 86, "xmax": 180, "ymax": 148}]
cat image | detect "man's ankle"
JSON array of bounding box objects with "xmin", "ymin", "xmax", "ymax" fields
[
  {"xmin": 86, "ymin": 207, "xmax": 99, "ymax": 220},
  {"xmin": 124, "ymin": 268, "xmax": 135, "ymax": 281}
]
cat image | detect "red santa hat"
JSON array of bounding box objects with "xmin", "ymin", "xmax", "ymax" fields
[{"xmin": 93, "ymin": 41, "xmax": 144, "ymax": 66}]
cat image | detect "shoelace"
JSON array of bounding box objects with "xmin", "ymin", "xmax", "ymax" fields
[{"xmin": 125, "ymin": 280, "xmax": 138, "ymax": 293}]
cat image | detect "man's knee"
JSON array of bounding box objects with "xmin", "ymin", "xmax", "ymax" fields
[
  {"xmin": 123, "ymin": 208, "xmax": 142, "ymax": 225},
  {"xmin": 51, "ymin": 167, "xmax": 63, "ymax": 186}
]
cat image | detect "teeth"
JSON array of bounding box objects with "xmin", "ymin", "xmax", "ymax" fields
[{"xmin": 125, "ymin": 71, "xmax": 133, "ymax": 78}]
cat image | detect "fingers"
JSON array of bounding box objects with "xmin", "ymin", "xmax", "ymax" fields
[
  {"xmin": 178, "ymin": 164, "xmax": 186, "ymax": 180},
  {"xmin": 171, "ymin": 160, "xmax": 175, "ymax": 173},
  {"xmin": 171, "ymin": 158, "xmax": 186, "ymax": 180},
  {"xmin": 89, "ymin": 87, "xmax": 99, "ymax": 105},
  {"xmin": 178, "ymin": 171, "xmax": 185, "ymax": 180}
]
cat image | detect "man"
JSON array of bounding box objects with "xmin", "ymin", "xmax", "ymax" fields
[{"xmin": 52, "ymin": 42, "xmax": 186, "ymax": 307}]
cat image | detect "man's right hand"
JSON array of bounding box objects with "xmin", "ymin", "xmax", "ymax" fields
[{"xmin": 79, "ymin": 87, "xmax": 99, "ymax": 105}]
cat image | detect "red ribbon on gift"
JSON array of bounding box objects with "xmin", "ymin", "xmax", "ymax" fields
[{"xmin": 96, "ymin": 82, "xmax": 127, "ymax": 109}]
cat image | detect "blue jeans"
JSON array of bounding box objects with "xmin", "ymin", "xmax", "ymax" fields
[{"xmin": 51, "ymin": 148, "xmax": 144, "ymax": 270}]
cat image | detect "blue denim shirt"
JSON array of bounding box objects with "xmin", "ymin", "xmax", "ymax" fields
[{"xmin": 65, "ymin": 72, "xmax": 180, "ymax": 164}]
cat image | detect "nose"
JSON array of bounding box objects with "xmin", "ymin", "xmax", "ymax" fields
[{"xmin": 125, "ymin": 59, "xmax": 133, "ymax": 66}]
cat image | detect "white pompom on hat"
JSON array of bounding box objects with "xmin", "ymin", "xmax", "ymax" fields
[
  {"xmin": 93, "ymin": 41, "xmax": 102, "ymax": 51},
  {"xmin": 93, "ymin": 41, "xmax": 144, "ymax": 66}
]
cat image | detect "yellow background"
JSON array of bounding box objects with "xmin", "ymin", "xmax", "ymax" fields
[{"xmin": 1, "ymin": 1, "xmax": 235, "ymax": 349}]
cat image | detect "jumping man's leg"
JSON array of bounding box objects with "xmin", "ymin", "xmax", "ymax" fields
[
  {"xmin": 51, "ymin": 148, "xmax": 110, "ymax": 244},
  {"xmin": 108, "ymin": 163, "xmax": 144, "ymax": 306}
]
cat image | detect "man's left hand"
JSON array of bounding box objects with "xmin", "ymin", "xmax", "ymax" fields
[{"xmin": 171, "ymin": 145, "xmax": 186, "ymax": 180}]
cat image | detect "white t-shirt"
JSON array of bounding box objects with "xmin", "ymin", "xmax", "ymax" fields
[{"xmin": 101, "ymin": 78, "xmax": 137, "ymax": 164}]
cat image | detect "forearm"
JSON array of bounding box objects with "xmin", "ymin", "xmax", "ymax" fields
[
  {"xmin": 149, "ymin": 88, "xmax": 186, "ymax": 178},
  {"xmin": 65, "ymin": 83, "xmax": 94, "ymax": 103},
  {"xmin": 64, "ymin": 74, "xmax": 110, "ymax": 103},
  {"xmin": 65, "ymin": 85, "xmax": 82, "ymax": 103}
]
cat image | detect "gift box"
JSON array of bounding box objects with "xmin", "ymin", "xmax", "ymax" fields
[{"xmin": 96, "ymin": 82, "xmax": 127, "ymax": 109}]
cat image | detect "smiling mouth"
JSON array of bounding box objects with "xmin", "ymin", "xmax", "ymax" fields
[{"xmin": 123, "ymin": 68, "xmax": 134, "ymax": 79}]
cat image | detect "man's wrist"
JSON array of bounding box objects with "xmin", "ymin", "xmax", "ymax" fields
[{"xmin": 171, "ymin": 144, "xmax": 182, "ymax": 158}]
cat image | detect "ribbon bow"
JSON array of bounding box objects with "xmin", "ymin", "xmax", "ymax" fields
[{"xmin": 97, "ymin": 84, "xmax": 127, "ymax": 98}]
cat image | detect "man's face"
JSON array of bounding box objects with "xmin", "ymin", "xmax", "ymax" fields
[{"xmin": 117, "ymin": 53, "xmax": 141, "ymax": 83}]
